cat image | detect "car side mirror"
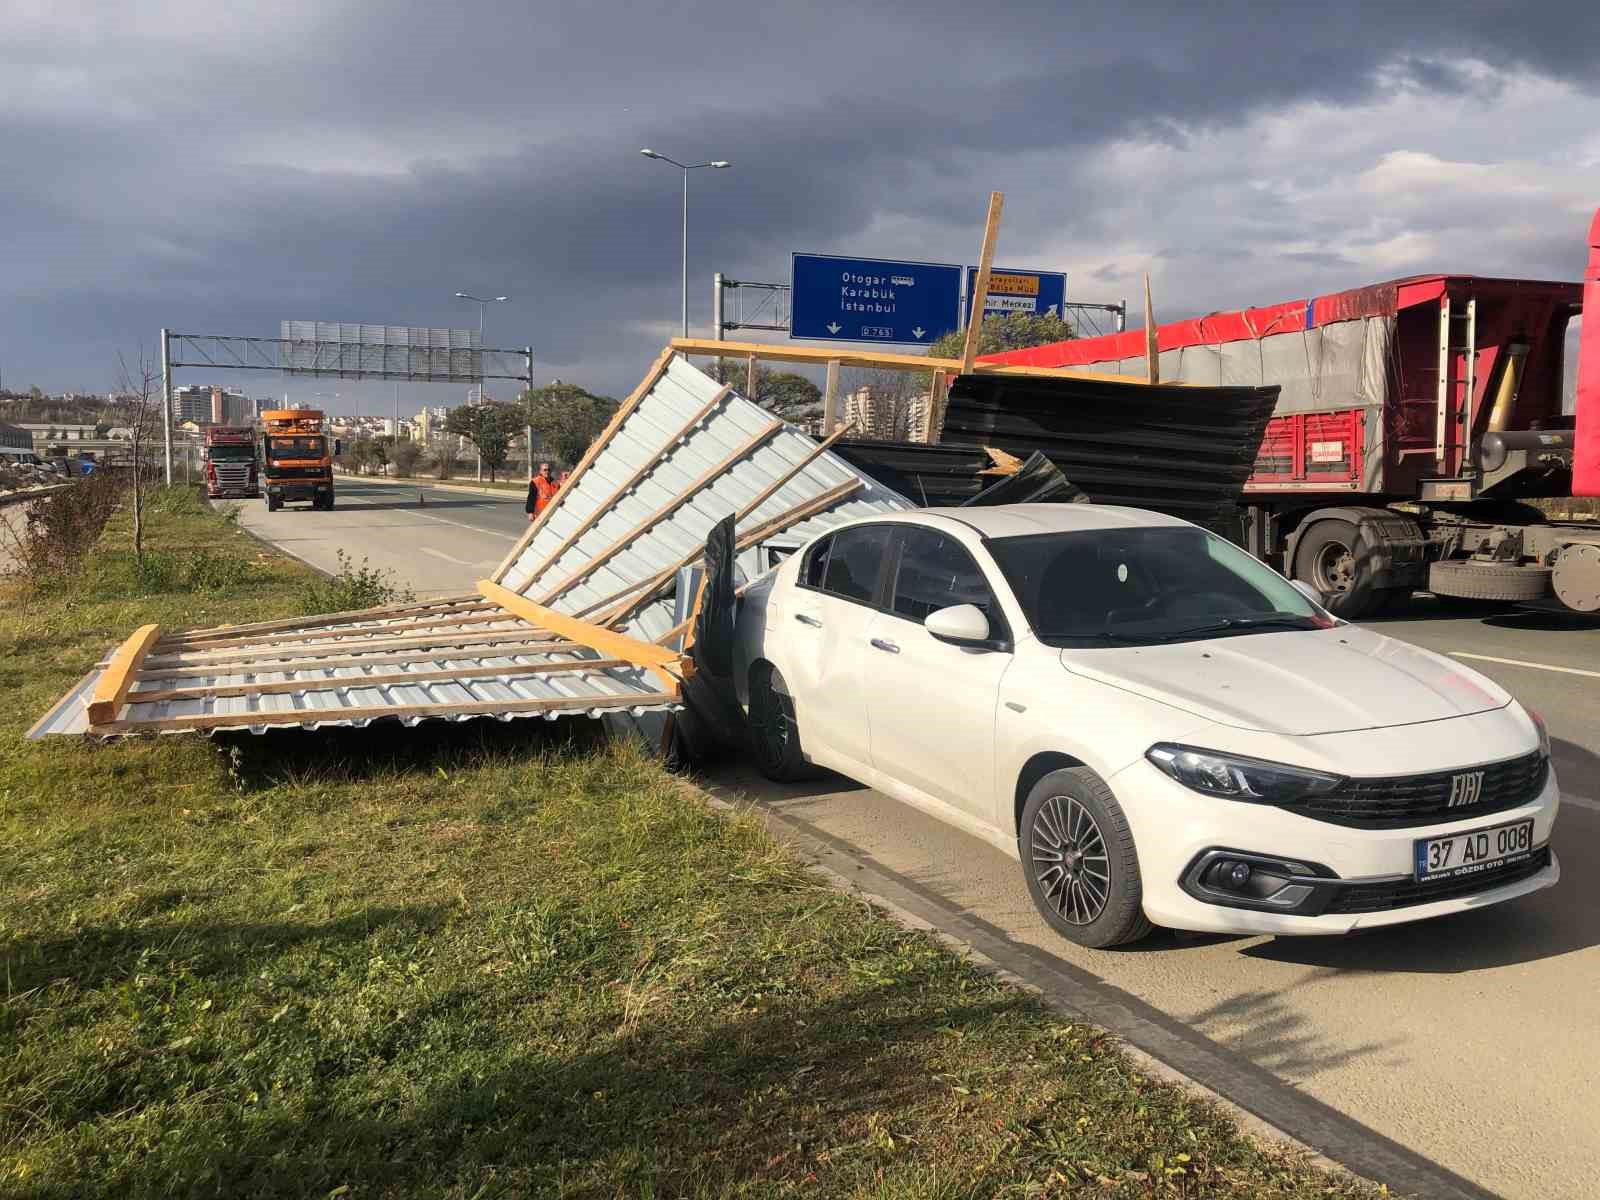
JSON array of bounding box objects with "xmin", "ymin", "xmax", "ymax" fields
[
  {"xmin": 1290, "ymin": 579, "xmax": 1322, "ymax": 605},
  {"xmin": 925, "ymin": 603, "xmax": 991, "ymax": 646}
]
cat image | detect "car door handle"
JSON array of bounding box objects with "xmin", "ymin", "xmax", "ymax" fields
[
  {"xmin": 794, "ymin": 613, "xmax": 822, "ymax": 628},
  {"xmin": 869, "ymin": 638, "xmax": 900, "ymax": 654}
]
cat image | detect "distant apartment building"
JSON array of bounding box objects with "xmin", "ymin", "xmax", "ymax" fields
[
  {"xmin": 840, "ymin": 385, "xmax": 934, "ymax": 443},
  {"xmin": 173, "ymin": 385, "xmax": 249, "ymax": 425}
]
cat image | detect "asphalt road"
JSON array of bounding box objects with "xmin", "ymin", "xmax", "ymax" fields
[{"xmin": 240, "ymin": 478, "xmax": 1600, "ymax": 1200}]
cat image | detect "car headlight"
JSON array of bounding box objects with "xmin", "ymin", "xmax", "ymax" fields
[
  {"xmin": 1146, "ymin": 743, "xmax": 1344, "ymax": 803},
  {"xmin": 1527, "ymin": 708, "xmax": 1551, "ymax": 760}
]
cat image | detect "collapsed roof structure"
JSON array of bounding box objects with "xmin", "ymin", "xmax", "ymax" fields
[{"xmin": 28, "ymin": 352, "xmax": 911, "ymax": 740}]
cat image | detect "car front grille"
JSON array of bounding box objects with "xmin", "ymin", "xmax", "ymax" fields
[
  {"xmin": 212, "ymin": 463, "xmax": 253, "ymax": 488},
  {"xmin": 267, "ymin": 466, "xmax": 326, "ymax": 480},
  {"xmin": 1283, "ymin": 750, "xmax": 1548, "ymax": 829},
  {"xmin": 1322, "ymin": 846, "xmax": 1551, "ymax": 915}
]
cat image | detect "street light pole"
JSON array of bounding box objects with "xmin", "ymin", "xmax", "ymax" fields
[
  {"xmin": 454, "ymin": 292, "xmax": 508, "ymax": 481},
  {"xmin": 640, "ymin": 150, "xmax": 730, "ymax": 338}
]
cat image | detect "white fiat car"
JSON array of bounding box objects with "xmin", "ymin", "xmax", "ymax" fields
[{"xmin": 733, "ymin": 504, "xmax": 1561, "ymax": 948}]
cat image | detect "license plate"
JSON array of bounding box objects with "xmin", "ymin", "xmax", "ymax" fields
[{"xmin": 1414, "ymin": 819, "xmax": 1535, "ymax": 882}]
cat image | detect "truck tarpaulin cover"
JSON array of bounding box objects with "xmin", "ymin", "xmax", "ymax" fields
[{"xmin": 941, "ymin": 373, "xmax": 1280, "ymax": 526}]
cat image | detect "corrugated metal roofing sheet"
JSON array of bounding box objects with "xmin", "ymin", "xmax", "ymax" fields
[{"xmin": 495, "ymin": 354, "xmax": 910, "ymax": 642}]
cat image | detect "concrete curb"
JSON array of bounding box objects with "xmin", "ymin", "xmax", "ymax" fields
[{"xmin": 0, "ymin": 483, "xmax": 73, "ymax": 508}]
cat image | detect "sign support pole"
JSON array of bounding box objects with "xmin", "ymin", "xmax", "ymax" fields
[
  {"xmin": 822, "ymin": 359, "xmax": 841, "ymax": 435},
  {"xmin": 160, "ymin": 328, "xmax": 174, "ymax": 484}
]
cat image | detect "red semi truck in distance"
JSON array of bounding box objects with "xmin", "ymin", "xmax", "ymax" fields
[
  {"xmin": 985, "ymin": 207, "xmax": 1600, "ymax": 616},
  {"xmin": 260, "ymin": 408, "xmax": 337, "ymax": 511},
  {"xmin": 202, "ymin": 426, "xmax": 260, "ymax": 499}
]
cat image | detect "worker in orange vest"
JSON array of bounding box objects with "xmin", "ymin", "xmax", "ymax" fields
[{"xmin": 526, "ymin": 461, "xmax": 557, "ymax": 522}]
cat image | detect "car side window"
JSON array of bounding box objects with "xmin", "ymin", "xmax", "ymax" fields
[
  {"xmin": 800, "ymin": 536, "xmax": 832, "ymax": 590},
  {"xmin": 807, "ymin": 525, "xmax": 891, "ymax": 604},
  {"xmin": 890, "ymin": 527, "xmax": 1006, "ymax": 634}
]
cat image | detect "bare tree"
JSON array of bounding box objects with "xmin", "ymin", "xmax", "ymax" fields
[{"xmin": 116, "ymin": 346, "xmax": 161, "ymax": 562}]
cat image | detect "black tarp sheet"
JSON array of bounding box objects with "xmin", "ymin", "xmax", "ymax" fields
[{"xmin": 834, "ymin": 373, "xmax": 1279, "ymax": 528}]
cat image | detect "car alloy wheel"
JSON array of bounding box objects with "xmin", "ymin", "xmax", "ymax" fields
[
  {"xmin": 1030, "ymin": 795, "xmax": 1111, "ymax": 925},
  {"xmin": 747, "ymin": 663, "xmax": 810, "ymax": 782}
]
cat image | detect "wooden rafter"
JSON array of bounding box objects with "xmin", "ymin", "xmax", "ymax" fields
[
  {"xmin": 960, "ymin": 191, "xmax": 1005, "ymax": 376},
  {"xmin": 478, "ymin": 580, "xmax": 685, "ymax": 695},
  {"xmin": 490, "ymin": 346, "xmax": 676, "ymax": 583},
  {"xmin": 514, "ymin": 384, "xmax": 732, "ymax": 594},
  {"xmin": 86, "ymin": 624, "xmax": 161, "ymax": 725},
  {"xmin": 124, "ymin": 658, "xmax": 634, "ymax": 706},
  {"xmin": 87, "ymin": 691, "xmax": 678, "ymax": 737},
  {"xmin": 527, "ymin": 417, "xmax": 785, "ymax": 605},
  {"xmin": 669, "ymin": 337, "xmax": 1163, "ymax": 386},
  {"xmin": 156, "ymin": 596, "xmax": 486, "ymax": 646},
  {"xmin": 143, "ymin": 625, "xmax": 562, "ymax": 667},
  {"xmin": 155, "ymin": 610, "xmax": 519, "ymax": 654},
  {"xmin": 131, "ymin": 640, "xmax": 578, "ymax": 681}
]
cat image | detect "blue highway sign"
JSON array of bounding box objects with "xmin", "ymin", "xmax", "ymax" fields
[
  {"xmin": 965, "ymin": 266, "xmax": 1067, "ymax": 321},
  {"xmin": 790, "ymin": 253, "xmax": 962, "ymax": 345}
]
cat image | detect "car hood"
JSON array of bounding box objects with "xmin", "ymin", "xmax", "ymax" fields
[{"xmin": 1058, "ymin": 625, "xmax": 1511, "ymax": 736}]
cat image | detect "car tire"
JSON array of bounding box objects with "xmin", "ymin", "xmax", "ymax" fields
[
  {"xmin": 747, "ymin": 662, "xmax": 812, "ymax": 782},
  {"xmin": 1293, "ymin": 518, "xmax": 1384, "ymax": 619},
  {"xmin": 1019, "ymin": 767, "xmax": 1152, "ymax": 949}
]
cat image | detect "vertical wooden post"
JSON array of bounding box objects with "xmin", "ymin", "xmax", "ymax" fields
[
  {"xmin": 960, "ymin": 192, "xmax": 1005, "ymax": 375},
  {"xmin": 746, "ymin": 354, "xmax": 758, "ymax": 400},
  {"xmin": 1143, "ymin": 273, "xmax": 1159, "ymax": 386},
  {"xmin": 822, "ymin": 358, "xmax": 841, "ymax": 435},
  {"xmin": 922, "ymin": 370, "xmax": 947, "ymax": 445}
]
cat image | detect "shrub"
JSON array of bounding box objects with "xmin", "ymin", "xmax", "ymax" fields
[
  {"xmin": 0, "ymin": 469, "xmax": 125, "ymax": 585},
  {"xmin": 299, "ymin": 549, "xmax": 413, "ymax": 614},
  {"xmin": 182, "ymin": 548, "xmax": 252, "ymax": 593}
]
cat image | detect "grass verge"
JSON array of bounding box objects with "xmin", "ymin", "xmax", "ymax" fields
[{"xmin": 1, "ymin": 493, "xmax": 1380, "ymax": 1199}]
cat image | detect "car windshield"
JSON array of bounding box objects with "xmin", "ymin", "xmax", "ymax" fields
[
  {"xmin": 266, "ymin": 436, "xmax": 323, "ymax": 460},
  {"xmin": 206, "ymin": 445, "xmax": 255, "ymax": 461},
  {"xmin": 986, "ymin": 525, "xmax": 1334, "ymax": 646}
]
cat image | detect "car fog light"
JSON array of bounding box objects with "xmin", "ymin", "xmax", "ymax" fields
[{"xmin": 1226, "ymin": 862, "xmax": 1251, "ymax": 889}]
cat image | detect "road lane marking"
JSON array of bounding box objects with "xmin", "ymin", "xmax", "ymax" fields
[
  {"xmin": 420, "ymin": 547, "xmax": 501, "ymax": 568},
  {"xmin": 405, "ymin": 508, "xmax": 518, "ymax": 541},
  {"xmin": 1449, "ymin": 652, "xmax": 1600, "ymax": 680}
]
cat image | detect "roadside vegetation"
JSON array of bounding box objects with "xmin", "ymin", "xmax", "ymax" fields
[{"xmin": 0, "ymin": 490, "xmax": 1380, "ymax": 1199}]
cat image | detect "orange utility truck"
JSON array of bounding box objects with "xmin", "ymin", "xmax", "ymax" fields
[{"xmin": 260, "ymin": 408, "xmax": 337, "ymax": 511}]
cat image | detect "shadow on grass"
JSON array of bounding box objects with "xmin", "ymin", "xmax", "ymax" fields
[
  {"xmin": 98, "ymin": 975, "xmax": 1035, "ymax": 1199},
  {"xmin": 213, "ymin": 714, "xmax": 610, "ymax": 793},
  {"xmin": 4, "ymin": 905, "xmax": 451, "ymax": 997}
]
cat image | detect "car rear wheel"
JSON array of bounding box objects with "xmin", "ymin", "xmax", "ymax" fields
[
  {"xmin": 1020, "ymin": 767, "xmax": 1152, "ymax": 949},
  {"xmin": 747, "ymin": 662, "xmax": 811, "ymax": 782}
]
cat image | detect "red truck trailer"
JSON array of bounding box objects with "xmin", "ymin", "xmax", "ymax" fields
[
  {"xmin": 983, "ymin": 207, "xmax": 1600, "ymax": 616},
  {"xmin": 203, "ymin": 425, "xmax": 260, "ymax": 499}
]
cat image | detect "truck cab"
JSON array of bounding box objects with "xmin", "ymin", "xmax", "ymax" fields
[
  {"xmin": 203, "ymin": 426, "xmax": 260, "ymax": 499},
  {"xmin": 260, "ymin": 409, "xmax": 335, "ymax": 511}
]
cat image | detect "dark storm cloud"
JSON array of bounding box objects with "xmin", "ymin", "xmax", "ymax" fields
[{"xmin": 3, "ymin": 0, "xmax": 1597, "ymax": 403}]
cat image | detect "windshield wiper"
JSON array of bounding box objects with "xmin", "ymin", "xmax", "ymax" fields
[{"xmin": 1149, "ymin": 614, "xmax": 1325, "ymax": 640}]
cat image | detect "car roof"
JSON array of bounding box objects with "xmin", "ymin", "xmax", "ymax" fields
[{"xmin": 890, "ymin": 503, "xmax": 1191, "ymax": 539}]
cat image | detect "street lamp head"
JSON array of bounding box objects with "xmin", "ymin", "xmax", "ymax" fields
[
  {"xmin": 710, "ymin": 161, "xmax": 731, "ymax": 168},
  {"xmin": 494, "ymin": 296, "xmax": 508, "ymax": 302},
  {"xmin": 454, "ymin": 292, "xmax": 469, "ymax": 298},
  {"xmin": 639, "ymin": 148, "xmax": 660, "ymax": 159}
]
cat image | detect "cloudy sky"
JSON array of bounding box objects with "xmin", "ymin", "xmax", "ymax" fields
[{"xmin": 3, "ymin": 0, "xmax": 1596, "ymax": 413}]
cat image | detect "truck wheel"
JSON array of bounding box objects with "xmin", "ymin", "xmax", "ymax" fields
[
  {"xmin": 266, "ymin": 495, "xmax": 282, "ymax": 512},
  {"xmin": 747, "ymin": 662, "xmax": 812, "ymax": 782},
  {"xmin": 1293, "ymin": 519, "xmax": 1383, "ymax": 619},
  {"xmin": 1019, "ymin": 767, "xmax": 1152, "ymax": 949},
  {"xmin": 1428, "ymin": 561, "xmax": 1552, "ymax": 603}
]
